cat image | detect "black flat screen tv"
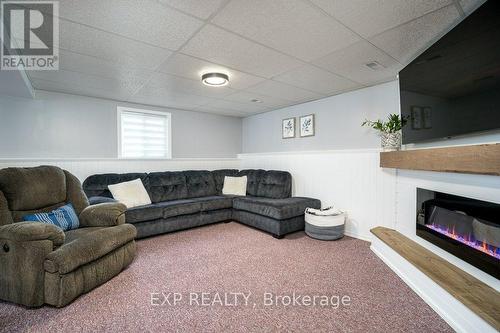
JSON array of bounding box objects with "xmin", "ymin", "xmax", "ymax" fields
[{"xmin": 399, "ymin": 0, "xmax": 500, "ymax": 144}]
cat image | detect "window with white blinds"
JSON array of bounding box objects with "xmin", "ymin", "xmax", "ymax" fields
[{"xmin": 118, "ymin": 107, "xmax": 171, "ymax": 159}]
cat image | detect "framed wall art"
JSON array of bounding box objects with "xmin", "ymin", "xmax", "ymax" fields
[
  {"xmin": 300, "ymin": 114, "xmax": 315, "ymax": 137},
  {"xmin": 282, "ymin": 117, "xmax": 296, "ymax": 139}
]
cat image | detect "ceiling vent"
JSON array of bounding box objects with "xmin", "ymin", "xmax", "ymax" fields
[{"xmin": 365, "ymin": 61, "xmax": 385, "ymax": 71}]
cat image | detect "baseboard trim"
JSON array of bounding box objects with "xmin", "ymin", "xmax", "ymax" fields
[
  {"xmin": 344, "ymin": 230, "xmax": 371, "ymax": 242},
  {"xmin": 370, "ymin": 237, "xmax": 497, "ymax": 333}
]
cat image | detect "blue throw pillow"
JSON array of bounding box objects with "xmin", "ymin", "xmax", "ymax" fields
[{"xmin": 24, "ymin": 203, "xmax": 79, "ymax": 231}]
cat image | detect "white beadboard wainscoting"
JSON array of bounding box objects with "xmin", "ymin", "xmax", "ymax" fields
[
  {"xmin": 0, "ymin": 158, "xmax": 241, "ymax": 182},
  {"xmin": 239, "ymin": 149, "xmax": 397, "ymax": 241}
]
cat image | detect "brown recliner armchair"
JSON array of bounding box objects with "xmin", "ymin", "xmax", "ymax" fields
[{"xmin": 0, "ymin": 166, "xmax": 137, "ymax": 307}]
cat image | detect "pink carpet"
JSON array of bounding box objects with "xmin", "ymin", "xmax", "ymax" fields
[{"xmin": 0, "ymin": 222, "xmax": 452, "ymax": 332}]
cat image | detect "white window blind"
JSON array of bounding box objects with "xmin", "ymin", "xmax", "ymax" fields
[{"xmin": 118, "ymin": 108, "xmax": 171, "ymax": 158}]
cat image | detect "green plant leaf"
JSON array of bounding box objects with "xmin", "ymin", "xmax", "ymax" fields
[{"xmin": 361, "ymin": 113, "xmax": 407, "ymax": 133}]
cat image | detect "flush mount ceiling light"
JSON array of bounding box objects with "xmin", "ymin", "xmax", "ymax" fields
[{"xmin": 201, "ymin": 72, "xmax": 229, "ymax": 86}]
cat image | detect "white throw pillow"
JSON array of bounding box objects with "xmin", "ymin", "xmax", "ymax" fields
[
  {"xmin": 222, "ymin": 176, "xmax": 247, "ymax": 196},
  {"xmin": 108, "ymin": 179, "xmax": 151, "ymax": 208}
]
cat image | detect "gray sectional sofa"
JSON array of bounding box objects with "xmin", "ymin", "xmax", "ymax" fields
[{"xmin": 83, "ymin": 169, "xmax": 321, "ymax": 239}]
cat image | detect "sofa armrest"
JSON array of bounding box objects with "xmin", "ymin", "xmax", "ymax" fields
[
  {"xmin": 88, "ymin": 196, "xmax": 117, "ymax": 205},
  {"xmin": 79, "ymin": 202, "xmax": 127, "ymax": 227},
  {"xmin": 0, "ymin": 221, "xmax": 65, "ymax": 246}
]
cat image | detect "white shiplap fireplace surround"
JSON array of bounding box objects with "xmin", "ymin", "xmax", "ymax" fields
[{"xmin": 1, "ymin": 150, "xmax": 499, "ymax": 332}]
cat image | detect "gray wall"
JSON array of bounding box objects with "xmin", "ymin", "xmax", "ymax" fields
[
  {"xmin": 242, "ymin": 81, "xmax": 400, "ymax": 153},
  {"xmin": 0, "ymin": 91, "xmax": 242, "ymax": 158},
  {"xmin": 242, "ymin": 80, "xmax": 500, "ymax": 152},
  {"xmin": 0, "ymin": 68, "xmax": 34, "ymax": 99}
]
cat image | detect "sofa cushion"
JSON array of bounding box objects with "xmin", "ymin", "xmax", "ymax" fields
[
  {"xmin": 233, "ymin": 196, "xmax": 321, "ymax": 220},
  {"xmin": 191, "ymin": 196, "xmax": 234, "ymax": 211},
  {"xmin": 126, "ymin": 196, "xmax": 233, "ymax": 223},
  {"xmin": 64, "ymin": 227, "xmax": 104, "ymax": 243},
  {"xmin": 211, "ymin": 169, "xmax": 239, "ymax": 193},
  {"xmin": 44, "ymin": 224, "xmax": 136, "ymax": 274},
  {"xmin": 0, "ymin": 166, "xmax": 66, "ymax": 211},
  {"xmin": 83, "ymin": 173, "xmax": 148, "ymax": 198},
  {"xmin": 256, "ymin": 171, "xmax": 292, "ymax": 199},
  {"xmin": 148, "ymin": 171, "xmax": 187, "ymax": 203},
  {"xmin": 162, "ymin": 199, "xmax": 203, "ymax": 219},
  {"xmin": 185, "ymin": 171, "xmax": 217, "ymax": 198},
  {"xmin": 125, "ymin": 203, "xmax": 165, "ymax": 224},
  {"xmin": 237, "ymin": 169, "xmax": 266, "ymax": 196}
]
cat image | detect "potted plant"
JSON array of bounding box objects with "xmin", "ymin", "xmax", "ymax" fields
[{"xmin": 362, "ymin": 114, "xmax": 407, "ymax": 151}]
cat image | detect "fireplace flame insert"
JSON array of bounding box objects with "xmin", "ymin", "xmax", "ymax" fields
[{"xmin": 416, "ymin": 188, "xmax": 500, "ymax": 279}]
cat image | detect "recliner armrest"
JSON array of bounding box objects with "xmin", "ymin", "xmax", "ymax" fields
[
  {"xmin": 0, "ymin": 221, "xmax": 65, "ymax": 246},
  {"xmin": 79, "ymin": 202, "xmax": 127, "ymax": 227}
]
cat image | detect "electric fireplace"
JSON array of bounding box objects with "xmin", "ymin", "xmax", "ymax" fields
[{"xmin": 416, "ymin": 188, "xmax": 500, "ymax": 279}]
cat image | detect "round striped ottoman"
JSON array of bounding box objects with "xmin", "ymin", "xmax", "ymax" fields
[{"xmin": 305, "ymin": 208, "xmax": 345, "ymax": 240}]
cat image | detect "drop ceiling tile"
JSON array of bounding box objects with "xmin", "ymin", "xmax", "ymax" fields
[
  {"xmin": 58, "ymin": 50, "xmax": 154, "ymax": 84},
  {"xmin": 158, "ymin": 0, "xmax": 225, "ymax": 19},
  {"xmin": 274, "ymin": 64, "xmax": 360, "ymax": 95},
  {"xmin": 31, "ymin": 78, "xmax": 131, "ymax": 101},
  {"xmin": 157, "ymin": 53, "xmax": 266, "ymax": 90},
  {"xmin": 56, "ymin": 0, "xmax": 203, "ymax": 49},
  {"xmin": 130, "ymin": 87, "xmax": 213, "ymax": 110},
  {"xmin": 369, "ymin": 5, "xmax": 461, "ymax": 64},
  {"xmin": 202, "ymin": 99, "xmax": 270, "ymax": 114},
  {"xmin": 212, "ymin": 0, "xmax": 360, "ymax": 61},
  {"xmin": 459, "ymin": 0, "xmax": 486, "ymax": 15},
  {"xmin": 57, "ymin": 20, "xmax": 173, "ymax": 71},
  {"xmin": 193, "ymin": 105, "xmax": 251, "ymax": 117},
  {"xmin": 28, "ymin": 69, "xmax": 143, "ymax": 97},
  {"xmin": 222, "ymin": 91, "xmax": 289, "ymax": 109},
  {"xmin": 143, "ymin": 72, "xmax": 235, "ymax": 98},
  {"xmin": 313, "ymin": 40, "xmax": 402, "ymax": 85},
  {"xmin": 309, "ymin": 0, "xmax": 452, "ymax": 38},
  {"xmin": 245, "ymin": 80, "xmax": 323, "ymax": 103},
  {"xmin": 181, "ymin": 24, "xmax": 303, "ymax": 78}
]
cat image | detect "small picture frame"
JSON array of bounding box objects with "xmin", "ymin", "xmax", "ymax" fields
[
  {"xmin": 282, "ymin": 117, "xmax": 296, "ymax": 139},
  {"xmin": 422, "ymin": 107, "xmax": 432, "ymax": 129},
  {"xmin": 410, "ymin": 106, "xmax": 422, "ymax": 130},
  {"xmin": 300, "ymin": 114, "xmax": 315, "ymax": 137}
]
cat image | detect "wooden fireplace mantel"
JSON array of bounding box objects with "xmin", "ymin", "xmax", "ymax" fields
[
  {"xmin": 380, "ymin": 143, "xmax": 500, "ymax": 176},
  {"xmin": 371, "ymin": 227, "xmax": 500, "ymax": 330}
]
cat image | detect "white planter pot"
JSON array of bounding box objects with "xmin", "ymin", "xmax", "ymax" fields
[{"xmin": 381, "ymin": 132, "xmax": 402, "ymax": 151}]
